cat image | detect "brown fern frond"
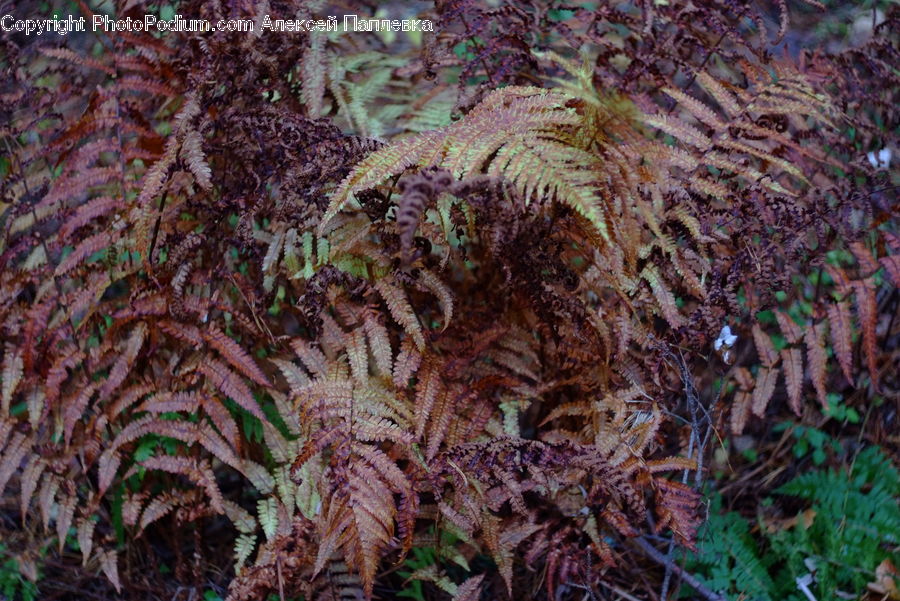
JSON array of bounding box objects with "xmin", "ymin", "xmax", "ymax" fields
[
  {"xmin": 752, "ymin": 324, "xmax": 779, "ymax": 368},
  {"xmin": 204, "ymin": 325, "xmax": 272, "ymax": 388},
  {"xmin": 180, "ymin": 130, "xmax": 212, "ymax": 191},
  {"xmin": 1, "ymin": 345, "xmax": 23, "ymax": 416},
  {"xmin": 198, "ymin": 359, "xmax": 266, "ymax": 421},
  {"xmin": 730, "ymin": 371, "xmax": 753, "ymax": 435},
  {"xmin": 375, "ymin": 278, "xmax": 426, "ymax": 350},
  {"xmin": 98, "ymin": 323, "xmax": 147, "ymax": 401},
  {"xmin": 827, "ymin": 300, "xmax": 855, "ymax": 386},
  {"xmin": 54, "ymin": 232, "xmax": 113, "ymax": 276},
  {"xmin": 781, "ymin": 348, "xmax": 804, "ymax": 416},
  {"xmin": 140, "ymin": 455, "xmax": 224, "ymax": 513},
  {"xmin": 852, "ymin": 278, "xmax": 880, "ymax": 390},
  {"xmin": 415, "ymin": 269, "xmax": 455, "ymax": 333},
  {"xmin": 314, "ymin": 443, "xmax": 413, "ymax": 597},
  {"xmin": 804, "ymin": 321, "xmax": 828, "ymax": 409},
  {"xmin": 751, "ymin": 367, "xmax": 780, "ymax": 417},
  {"xmin": 452, "ymin": 574, "xmax": 485, "ymax": 601},
  {"xmin": 320, "ymin": 86, "xmax": 627, "ymax": 242},
  {"xmin": 652, "ymin": 478, "xmax": 700, "ymax": 548}
]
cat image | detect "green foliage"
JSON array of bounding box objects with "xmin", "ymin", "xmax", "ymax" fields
[
  {"xmin": 822, "ymin": 394, "xmax": 862, "ymax": 424},
  {"xmin": 773, "ymin": 421, "xmax": 843, "ymax": 466},
  {"xmin": 683, "ymin": 495, "xmax": 775, "ymax": 599},
  {"xmin": 0, "ymin": 544, "xmax": 39, "ymax": 601},
  {"xmin": 397, "ymin": 547, "xmax": 440, "ymax": 601},
  {"xmin": 771, "ymin": 446, "xmax": 900, "ymax": 599},
  {"xmin": 683, "ymin": 442, "xmax": 900, "ymax": 601}
]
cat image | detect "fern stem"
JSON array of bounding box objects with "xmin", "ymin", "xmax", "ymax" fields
[{"xmin": 460, "ymin": 14, "xmax": 496, "ymax": 87}]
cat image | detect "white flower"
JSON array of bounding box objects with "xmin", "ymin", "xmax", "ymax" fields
[
  {"xmin": 867, "ymin": 147, "xmax": 892, "ymax": 170},
  {"xmin": 714, "ymin": 325, "xmax": 738, "ymax": 351}
]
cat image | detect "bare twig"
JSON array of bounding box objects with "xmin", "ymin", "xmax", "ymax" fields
[
  {"xmin": 656, "ymin": 345, "xmax": 720, "ymax": 600},
  {"xmin": 597, "ymin": 580, "xmax": 645, "ymax": 601},
  {"xmin": 634, "ymin": 537, "xmax": 726, "ymax": 601}
]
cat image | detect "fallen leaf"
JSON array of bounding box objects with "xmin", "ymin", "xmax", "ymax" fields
[{"xmin": 868, "ymin": 558, "xmax": 900, "ymax": 600}]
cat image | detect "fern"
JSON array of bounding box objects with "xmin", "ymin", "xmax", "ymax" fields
[
  {"xmin": 770, "ymin": 446, "xmax": 900, "ymax": 599},
  {"xmin": 1, "ymin": 1, "xmax": 895, "ymax": 599},
  {"xmin": 320, "ymin": 85, "xmax": 627, "ymax": 242},
  {"xmin": 683, "ymin": 494, "xmax": 776, "ymax": 601},
  {"xmin": 684, "ymin": 445, "xmax": 900, "ymax": 601}
]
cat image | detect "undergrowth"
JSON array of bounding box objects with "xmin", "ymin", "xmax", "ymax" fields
[
  {"xmin": 0, "ymin": 0, "xmax": 897, "ymax": 599},
  {"xmin": 685, "ymin": 441, "xmax": 900, "ymax": 601}
]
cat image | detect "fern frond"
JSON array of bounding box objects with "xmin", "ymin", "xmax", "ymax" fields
[
  {"xmin": 180, "ymin": 129, "xmax": 212, "ymax": 191},
  {"xmin": 375, "ymin": 278, "xmax": 425, "ymax": 350},
  {"xmin": 781, "ymin": 348, "xmax": 804, "ymax": 416},
  {"xmin": 54, "ymin": 232, "xmax": 112, "ymax": 276},
  {"xmin": 804, "ymin": 322, "xmax": 828, "ymax": 409},
  {"xmin": 0, "ymin": 431, "xmax": 30, "ymax": 500},
  {"xmin": 139, "ymin": 493, "xmax": 181, "ymax": 531},
  {"xmin": 852, "ymin": 278, "xmax": 879, "ymax": 389},
  {"xmin": 98, "ymin": 323, "xmax": 147, "ymax": 401},
  {"xmin": 826, "ymin": 300, "xmax": 854, "ymax": 385},
  {"xmin": 234, "ymin": 533, "xmax": 258, "ymax": 572},
  {"xmin": 198, "ymin": 359, "xmax": 266, "ymax": 420},
  {"xmin": 76, "ymin": 516, "xmax": 96, "ymax": 565},
  {"xmin": 452, "ymin": 574, "xmax": 485, "ymax": 601},
  {"xmin": 314, "ymin": 442, "xmax": 413, "ymax": 597},
  {"xmin": 641, "ymin": 265, "xmax": 684, "ymax": 329},
  {"xmin": 346, "ymin": 328, "xmax": 369, "ymax": 387},
  {"xmin": 752, "ymin": 324, "xmax": 778, "ymax": 367},
  {"xmin": 204, "ymin": 325, "xmax": 271, "ymax": 387},
  {"xmin": 361, "ymin": 312, "xmax": 392, "ymax": 379},
  {"xmin": 257, "ymin": 497, "xmax": 279, "ymax": 541},
  {"xmin": 751, "ymin": 367, "xmax": 780, "ymax": 417},
  {"xmin": 414, "ymin": 357, "xmax": 441, "ymax": 440},
  {"xmin": 99, "ymin": 550, "xmax": 121, "ymax": 593},
  {"xmin": 291, "ymin": 338, "xmax": 330, "ymax": 379},
  {"xmin": 321, "ymin": 86, "xmax": 616, "ymax": 241},
  {"xmin": 140, "ymin": 455, "xmax": 224, "ymax": 513},
  {"xmin": 392, "ymin": 338, "xmax": 422, "ymax": 388}
]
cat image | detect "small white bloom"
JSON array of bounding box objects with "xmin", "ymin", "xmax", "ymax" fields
[
  {"xmin": 715, "ymin": 325, "xmax": 738, "ymax": 350},
  {"xmin": 867, "ymin": 148, "xmax": 892, "ymax": 170},
  {"xmin": 868, "ymin": 151, "xmax": 879, "ymax": 168}
]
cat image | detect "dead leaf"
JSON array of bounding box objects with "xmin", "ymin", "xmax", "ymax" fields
[
  {"xmin": 868, "ymin": 558, "xmax": 900, "ymax": 600},
  {"xmin": 763, "ymin": 508, "xmax": 816, "ymax": 534}
]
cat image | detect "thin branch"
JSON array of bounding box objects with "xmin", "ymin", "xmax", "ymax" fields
[{"xmin": 633, "ymin": 537, "xmax": 726, "ymax": 601}]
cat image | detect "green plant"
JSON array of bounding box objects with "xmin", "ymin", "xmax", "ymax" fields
[
  {"xmin": 774, "ymin": 421, "xmax": 843, "ymax": 466},
  {"xmin": 681, "ymin": 495, "xmax": 775, "ymax": 599},
  {"xmin": 0, "ymin": 544, "xmax": 40, "ymax": 601},
  {"xmin": 397, "ymin": 531, "xmax": 472, "ymax": 601},
  {"xmin": 770, "ymin": 445, "xmax": 900, "ymax": 599},
  {"xmin": 398, "ymin": 547, "xmax": 441, "ymax": 601},
  {"xmin": 683, "ymin": 443, "xmax": 900, "ymax": 600}
]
